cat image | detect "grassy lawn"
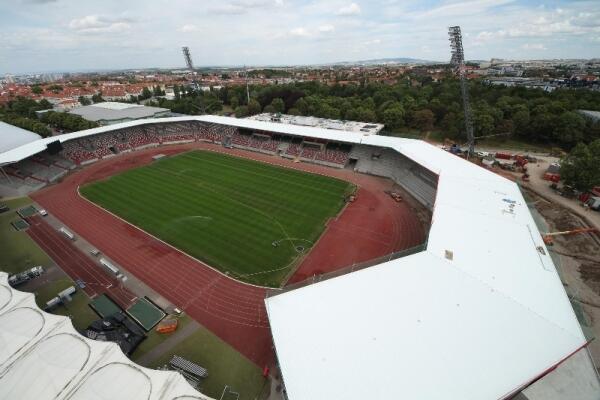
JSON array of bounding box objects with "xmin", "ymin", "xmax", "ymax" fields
[
  {"xmin": 475, "ymin": 137, "xmax": 554, "ymax": 153},
  {"xmin": 0, "ymin": 197, "xmax": 51, "ymax": 274},
  {"xmin": 0, "ymin": 197, "xmax": 51, "ymax": 275},
  {"xmin": 81, "ymin": 150, "xmax": 354, "ymax": 286},
  {"xmin": 131, "ymin": 314, "xmax": 194, "ymax": 362},
  {"xmin": 148, "ymin": 324, "xmax": 267, "ymax": 400},
  {"xmin": 0, "ymin": 197, "xmax": 95, "ymax": 330},
  {"xmin": 33, "ymin": 278, "xmax": 97, "ymax": 330}
]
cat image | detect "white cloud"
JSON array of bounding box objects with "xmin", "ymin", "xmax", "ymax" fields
[
  {"xmin": 364, "ymin": 38, "xmax": 381, "ymax": 45},
  {"xmin": 290, "ymin": 27, "xmax": 310, "ymax": 37},
  {"xmin": 521, "ymin": 43, "xmax": 546, "ymax": 50},
  {"xmin": 179, "ymin": 24, "xmax": 199, "ymax": 33},
  {"xmin": 337, "ymin": 3, "xmax": 361, "ymax": 16},
  {"xmin": 210, "ymin": 0, "xmax": 283, "ymax": 15},
  {"xmin": 68, "ymin": 15, "xmax": 132, "ymax": 34},
  {"xmin": 318, "ymin": 25, "xmax": 335, "ymax": 33},
  {"xmin": 209, "ymin": 4, "xmax": 247, "ymax": 15}
]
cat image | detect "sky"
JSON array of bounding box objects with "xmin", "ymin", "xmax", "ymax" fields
[{"xmin": 1, "ymin": 0, "xmax": 599, "ymax": 74}]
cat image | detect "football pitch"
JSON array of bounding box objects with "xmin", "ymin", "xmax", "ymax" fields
[{"xmin": 80, "ymin": 150, "xmax": 354, "ymax": 287}]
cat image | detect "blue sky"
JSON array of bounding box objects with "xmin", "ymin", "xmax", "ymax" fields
[{"xmin": 1, "ymin": 0, "xmax": 599, "ymax": 74}]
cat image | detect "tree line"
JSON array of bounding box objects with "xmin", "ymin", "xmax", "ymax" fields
[
  {"xmin": 214, "ymin": 79, "xmax": 600, "ymax": 150},
  {"xmin": 0, "ymin": 97, "xmax": 98, "ymax": 137}
]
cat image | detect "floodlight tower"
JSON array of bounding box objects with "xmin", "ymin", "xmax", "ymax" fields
[
  {"xmin": 448, "ymin": 26, "xmax": 475, "ymax": 158},
  {"xmin": 182, "ymin": 46, "xmax": 194, "ymax": 72},
  {"xmin": 182, "ymin": 46, "xmax": 200, "ymax": 92},
  {"xmin": 244, "ymin": 65, "xmax": 250, "ymax": 104}
]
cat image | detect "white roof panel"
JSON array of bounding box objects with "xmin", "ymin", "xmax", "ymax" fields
[
  {"xmin": 0, "ymin": 121, "xmax": 42, "ymax": 153},
  {"xmin": 267, "ymin": 252, "xmax": 584, "ymax": 400},
  {"xmin": 0, "ymin": 273, "xmax": 213, "ymax": 400}
]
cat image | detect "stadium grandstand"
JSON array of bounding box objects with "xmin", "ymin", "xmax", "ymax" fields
[{"xmin": 0, "ymin": 114, "xmax": 596, "ymax": 399}]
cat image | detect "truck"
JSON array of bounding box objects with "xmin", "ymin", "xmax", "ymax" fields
[
  {"xmin": 8, "ymin": 266, "xmax": 44, "ymax": 286},
  {"xmin": 587, "ymin": 196, "xmax": 600, "ymax": 211}
]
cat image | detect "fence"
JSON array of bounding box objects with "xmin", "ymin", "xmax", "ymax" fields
[{"xmin": 267, "ymin": 242, "xmax": 427, "ymax": 298}]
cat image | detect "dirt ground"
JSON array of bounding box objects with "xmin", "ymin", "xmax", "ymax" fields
[{"xmin": 525, "ymin": 188, "xmax": 600, "ymax": 366}]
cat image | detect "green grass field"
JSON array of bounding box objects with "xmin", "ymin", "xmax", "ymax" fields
[
  {"xmin": 0, "ymin": 197, "xmax": 51, "ymax": 275},
  {"xmin": 81, "ymin": 150, "xmax": 354, "ymax": 286}
]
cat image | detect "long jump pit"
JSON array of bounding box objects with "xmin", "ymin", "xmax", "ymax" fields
[{"xmin": 31, "ymin": 141, "xmax": 427, "ymax": 367}]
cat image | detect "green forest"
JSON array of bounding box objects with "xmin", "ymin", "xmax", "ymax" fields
[
  {"xmin": 0, "ymin": 97, "xmax": 97, "ymax": 137},
  {"xmin": 155, "ymin": 78, "xmax": 600, "ymax": 151}
]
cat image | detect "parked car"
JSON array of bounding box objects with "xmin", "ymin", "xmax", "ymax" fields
[{"xmin": 39, "ymin": 209, "xmax": 48, "ymax": 217}]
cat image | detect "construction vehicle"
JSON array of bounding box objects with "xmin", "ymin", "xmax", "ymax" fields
[
  {"xmin": 156, "ymin": 318, "xmax": 179, "ymax": 334},
  {"xmin": 542, "ymin": 227, "xmax": 598, "ymax": 246},
  {"xmin": 390, "ymin": 192, "xmax": 403, "ymax": 202},
  {"xmin": 586, "ymin": 196, "xmax": 600, "ymax": 211}
]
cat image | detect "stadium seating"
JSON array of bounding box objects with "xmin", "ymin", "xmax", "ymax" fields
[
  {"xmin": 286, "ymin": 143, "xmax": 301, "ymax": 157},
  {"xmin": 315, "ymin": 149, "xmax": 350, "ymax": 166},
  {"xmin": 197, "ymin": 123, "xmax": 227, "ymax": 143},
  {"xmin": 261, "ymin": 138, "xmax": 279, "ymax": 153},
  {"xmin": 300, "ymin": 147, "xmax": 319, "ymax": 160},
  {"xmin": 354, "ymin": 146, "xmax": 437, "ymax": 209},
  {"xmin": 61, "ymin": 141, "xmax": 97, "ymax": 164}
]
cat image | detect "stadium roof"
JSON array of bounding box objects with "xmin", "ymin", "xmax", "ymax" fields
[
  {"xmin": 68, "ymin": 102, "xmax": 170, "ymax": 123},
  {"xmin": 266, "ymin": 137, "xmax": 587, "ymax": 400},
  {"xmin": 0, "ymin": 115, "xmax": 588, "ymax": 399},
  {"xmin": 0, "ymin": 115, "xmax": 367, "ymax": 166},
  {"xmin": 0, "ymin": 121, "xmax": 42, "ymax": 154},
  {"xmin": 0, "ymin": 272, "xmax": 212, "ymax": 400}
]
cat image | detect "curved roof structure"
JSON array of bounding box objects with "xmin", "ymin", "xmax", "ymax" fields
[
  {"xmin": 266, "ymin": 136, "xmax": 587, "ymax": 400},
  {"xmin": 0, "ymin": 272, "xmax": 212, "ymax": 400},
  {"xmin": 0, "ymin": 121, "xmax": 42, "ymax": 154},
  {"xmin": 0, "ymin": 115, "xmax": 588, "ymax": 399}
]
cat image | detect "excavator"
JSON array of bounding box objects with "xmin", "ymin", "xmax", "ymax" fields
[{"xmin": 542, "ymin": 227, "xmax": 598, "ymax": 246}]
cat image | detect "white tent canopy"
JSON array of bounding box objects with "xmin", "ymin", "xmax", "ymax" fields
[{"xmin": 0, "ymin": 273, "xmax": 213, "ymax": 400}]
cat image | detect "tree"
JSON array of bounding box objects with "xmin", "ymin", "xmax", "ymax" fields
[
  {"xmin": 78, "ymin": 96, "xmax": 91, "ymax": 106},
  {"xmin": 31, "ymin": 85, "xmax": 43, "ymax": 95},
  {"xmin": 229, "ymin": 95, "xmax": 239, "ymax": 109},
  {"xmin": 140, "ymin": 87, "xmax": 153, "ymax": 100},
  {"xmin": 235, "ymin": 105, "xmax": 249, "ymax": 118},
  {"xmin": 560, "ymin": 140, "xmax": 600, "ymax": 192},
  {"xmin": 553, "ymin": 111, "xmax": 586, "ymax": 147},
  {"xmin": 91, "ymin": 93, "xmax": 104, "ymax": 103},
  {"xmin": 410, "ymin": 109, "xmax": 435, "ymax": 131},
  {"xmin": 381, "ymin": 104, "xmax": 405, "ymax": 129},
  {"xmin": 247, "ymin": 99, "xmax": 262, "ymax": 115},
  {"xmin": 269, "ymin": 98, "xmax": 285, "ymax": 113},
  {"xmin": 153, "ymin": 86, "xmax": 164, "ymax": 96}
]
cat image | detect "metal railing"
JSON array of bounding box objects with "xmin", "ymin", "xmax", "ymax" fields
[{"xmin": 267, "ymin": 242, "xmax": 427, "ymax": 298}]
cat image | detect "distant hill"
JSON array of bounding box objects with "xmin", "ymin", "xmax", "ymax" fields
[{"xmin": 325, "ymin": 57, "xmax": 445, "ymax": 66}]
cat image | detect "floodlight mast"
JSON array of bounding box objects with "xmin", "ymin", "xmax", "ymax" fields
[
  {"xmin": 448, "ymin": 26, "xmax": 475, "ymax": 158},
  {"xmin": 182, "ymin": 46, "xmax": 200, "ymax": 91},
  {"xmin": 182, "ymin": 46, "xmax": 194, "ymax": 71}
]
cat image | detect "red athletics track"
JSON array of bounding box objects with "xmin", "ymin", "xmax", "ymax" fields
[
  {"xmin": 31, "ymin": 142, "xmax": 426, "ymax": 367},
  {"xmin": 26, "ymin": 215, "xmax": 136, "ymax": 308}
]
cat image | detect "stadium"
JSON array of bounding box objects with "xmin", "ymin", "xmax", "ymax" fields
[{"xmin": 0, "ymin": 115, "xmax": 591, "ymax": 399}]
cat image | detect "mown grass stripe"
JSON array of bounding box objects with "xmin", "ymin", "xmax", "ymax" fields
[{"xmin": 81, "ymin": 150, "xmax": 353, "ymax": 287}]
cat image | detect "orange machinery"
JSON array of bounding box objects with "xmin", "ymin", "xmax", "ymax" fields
[{"xmin": 542, "ymin": 227, "xmax": 598, "ymax": 246}]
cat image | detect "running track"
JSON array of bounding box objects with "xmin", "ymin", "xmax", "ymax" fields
[
  {"xmin": 26, "ymin": 215, "xmax": 136, "ymax": 308},
  {"xmin": 31, "ymin": 142, "xmax": 425, "ymax": 367}
]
